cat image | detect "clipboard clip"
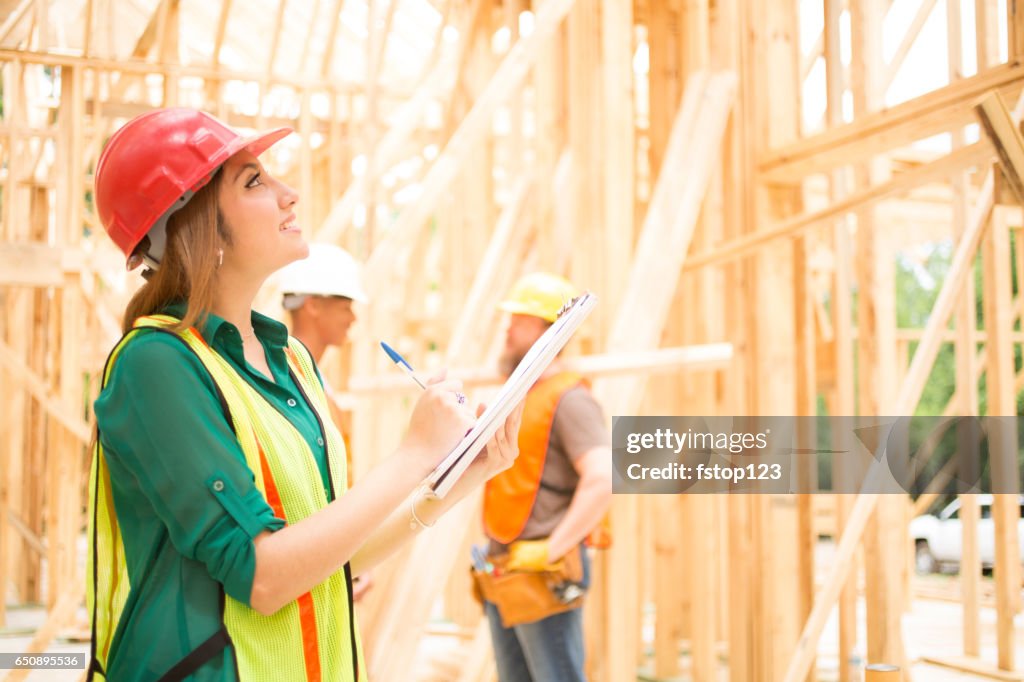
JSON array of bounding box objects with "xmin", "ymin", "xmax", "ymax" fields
[{"xmin": 555, "ymin": 292, "xmax": 588, "ymax": 320}]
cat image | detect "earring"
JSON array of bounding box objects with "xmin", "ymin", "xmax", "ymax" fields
[{"xmin": 217, "ymin": 249, "xmax": 223, "ymax": 267}]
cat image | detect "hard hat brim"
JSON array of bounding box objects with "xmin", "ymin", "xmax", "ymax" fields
[
  {"xmin": 232, "ymin": 127, "xmax": 293, "ymax": 160},
  {"xmin": 498, "ymin": 300, "xmax": 557, "ymax": 323}
]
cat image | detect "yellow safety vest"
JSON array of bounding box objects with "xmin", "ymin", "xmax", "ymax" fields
[{"xmin": 88, "ymin": 315, "xmax": 365, "ymax": 681}]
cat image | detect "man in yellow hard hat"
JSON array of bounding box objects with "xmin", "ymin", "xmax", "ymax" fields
[{"xmin": 480, "ymin": 272, "xmax": 613, "ymax": 681}]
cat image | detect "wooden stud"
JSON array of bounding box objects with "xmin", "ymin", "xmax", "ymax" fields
[
  {"xmin": 976, "ymin": 0, "xmax": 1000, "ymax": 70},
  {"xmin": 981, "ymin": 194, "xmax": 1022, "ymax": 671},
  {"xmin": 600, "ymin": 0, "xmax": 635, "ymax": 338},
  {"xmin": 961, "ymin": 493, "xmax": 982, "ymax": 656},
  {"xmin": 884, "ymin": 0, "xmax": 939, "ymax": 89},
  {"xmin": 0, "ymin": 0, "xmax": 33, "ymax": 45},
  {"xmin": 1010, "ymin": 0, "xmax": 1024, "ymax": 59}
]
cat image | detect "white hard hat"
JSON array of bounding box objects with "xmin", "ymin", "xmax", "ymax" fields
[{"xmin": 278, "ymin": 243, "xmax": 368, "ymax": 307}]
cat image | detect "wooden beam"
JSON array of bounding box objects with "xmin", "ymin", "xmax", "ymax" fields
[
  {"xmin": 782, "ymin": 164, "xmax": 998, "ymax": 682},
  {"xmin": 922, "ymin": 656, "xmax": 1024, "ymax": 681},
  {"xmin": 210, "ymin": 0, "xmax": 233, "ymax": 67},
  {"xmin": 130, "ymin": 0, "xmax": 172, "ymax": 60},
  {"xmin": 961, "ymin": 494, "xmax": 982, "ymax": 656},
  {"xmin": 360, "ymin": 0, "xmax": 581, "ymax": 296},
  {"xmin": 319, "ymin": 0, "xmax": 346, "ymax": 79},
  {"xmin": 0, "ymin": 0, "xmax": 33, "ymax": 45},
  {"xmin": 445, "ymin": 174, "xmax": 534, "ymax": 361},
  {"xmin": 597, "ymin": 71, "xmax": 736, "ymax": 416},
  {"xmin": 349, "ymin": 344, "xmax": 734, "ymax": 394},
  {"xmin": 0, "ymin": 339, "xmax": 91, "ymax": 443},
  {"xmin": 0, "ymin": 243, "xmax": 123, "ymax": 286},
  {"xmin": 1011, "ymin": 0, "xmax": 1024, "ymax": 59},
  {"xmin": 31, "ymin": 0, "xmax": 46, "ymax": 50},
  {"xmin": 977, "ymin": 0, "xmax": 1000, "ymax": 70},
  {"xmin": 884, "ymin": 0, "xmax": 939, "ymax": 89},
  {"xmin": 825, "ymin": 2, "xmax": 856, "ymax": 676},
  {"xmin": 5, "ymin": 511, "xmax": 45, "ymax": 557},
  {"xmin": 314, "ymin": 0, "xmax": 480, "ymax": 244},
  {"xmin": 801, "ymin": 30, "xmax": 823, "ymax": 84},
  {"xmin": 896, "ymin": 172, "xmax": 993, "ymax": 413},
  {"xmin": 760, "ymin": 61, "xmax": 1024, "ymax": 182},
  {"xmin": 0, "ymin": 48, "xmax": 409, "ymax": 97},
  {"xmin": 981, "ymin": 188, "xmax": 1021, "ymax": 671},
  {"xmin": 297, "ymin": 0, "xmax": 321, "ymax": 78},
  {"xmin": 977, "ymin": 91, "xmax": 1024, "ymax": 203},
  {"xmin": 685, "ymin": 141, "xmax": 992, "ymax": 271},
  {"xmin": 600, "ymin": 0, "xmax": 635, "ymax": 337},
  {"xmin": 265, "ymin": 0, "xmax": 287, "ymax": 80}
]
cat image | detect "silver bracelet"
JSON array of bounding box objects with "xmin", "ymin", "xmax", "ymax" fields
[{"xmin": 409, "ymin": 492, "xmax": 436, "ymax": 531}]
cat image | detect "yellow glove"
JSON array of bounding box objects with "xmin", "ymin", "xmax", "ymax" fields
[{"xmin": 506, "ymin": 539, "xmax": 565, "ymax": 573}]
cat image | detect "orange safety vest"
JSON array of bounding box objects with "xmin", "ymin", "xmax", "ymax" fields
[{"xmin": 483, "ymin": 371, "xmax": 587, "ymax": 544}]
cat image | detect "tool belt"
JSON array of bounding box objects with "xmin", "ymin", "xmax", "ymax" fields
[{"xmin": 471, "ymin": 548, "xmax": 585, "ymax": 628}]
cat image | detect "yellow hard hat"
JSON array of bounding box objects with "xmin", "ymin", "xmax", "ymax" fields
[{"xmin": 498, "ymin": 272, "xmax": 580, "ymax": 323}]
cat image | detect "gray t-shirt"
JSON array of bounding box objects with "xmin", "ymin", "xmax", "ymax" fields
[{"xmin": 491, "ymin": 386, "xmax": 609, "ymax": 551}]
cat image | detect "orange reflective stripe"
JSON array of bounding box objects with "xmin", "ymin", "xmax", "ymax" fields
[
  {"xmin": 483, "ymin": 372, "xmax": 585, "ymax": 543},
  {"xmin": 257, "ymin": 441, "xmax": 284, "ymax": 518},
  {"xmin": 297, "ymin": 592, "xmax": 322, "ymax": 682},
  {"xmin": 257, "ymin": 438, "xmax": 322, "ymax": 682}
]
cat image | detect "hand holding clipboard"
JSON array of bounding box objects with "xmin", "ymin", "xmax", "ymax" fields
[{"xmin": 424, "ymin": 292, "xmax": 598, "ymax": 498}]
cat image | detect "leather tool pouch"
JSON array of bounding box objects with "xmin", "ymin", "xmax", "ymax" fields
[{"xmin": 471, "ymin": 549, "xmax": 584, "ymax": 627}]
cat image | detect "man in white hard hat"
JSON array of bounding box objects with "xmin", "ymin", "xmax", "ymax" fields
[
  {"xmin": 279, "ymin": 243, "xmax": 368, "ymax": 362},
  {"xmin": 276, "ymin": 243, "xmax": 374, "ymax": 600}
]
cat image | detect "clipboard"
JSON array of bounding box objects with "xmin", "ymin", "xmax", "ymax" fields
[{"xmin": 425, "ymin": 292, "xmax": 598, "ymax": 498}]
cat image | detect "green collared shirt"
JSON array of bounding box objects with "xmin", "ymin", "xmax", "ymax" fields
[{"xmin": 93, "ymin": 302, "xmax": 332, "ymax": 680}]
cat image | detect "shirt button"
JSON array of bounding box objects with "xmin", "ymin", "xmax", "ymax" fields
[
  {"xmin": 317, "ymin": 437, "xmax": 324, "ymax": 446},
  {"xmin": 287, "ymin": 398, "xmax": 297, "ymax": 407},
  {"xmin": 212, "ymin": 480, "xmax": 225, "ymax": 492}
]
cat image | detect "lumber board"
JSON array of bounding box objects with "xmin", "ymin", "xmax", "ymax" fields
[
  {"xmin": 597, "ymin": 70, "xmax": 735, "ymax": 417},
  {"xmin": 981, "ymin": 187, "xmax": 1021, "ymax": 671},
  {"xmin": 685, "ymin": 141, "xmax": 993, "ymax": 272},
  {"xmin": 960, "ymin": 494, "xmax": 982, "ymax": 656},
  {"xmin": 760, "ymin": 61, "xmax": 1024, "ymax": 182},
  {"xmin": 921, "ymin": 657, "xmax": 1024, "ymax": 681},
  {"xmin": 0, "ymin": 339, "xmax": 90, "ymax": 443},
  {"xmin": 359, "ymin": 0, "xmax": 579, "ymax": 298},
  {"xmin": 977, "ymin": 91, "xmax": 1024, "ymax": 204}
]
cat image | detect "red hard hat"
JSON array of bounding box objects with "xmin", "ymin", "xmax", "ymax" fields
[{"xmin": 94, "ymin": 108, "xmax": 292, "ymax": 266}]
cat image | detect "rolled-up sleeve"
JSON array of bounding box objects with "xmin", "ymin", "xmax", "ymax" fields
[{"xmin": 94, "ymin": 332, "xmax": 285, "ymax": 605}]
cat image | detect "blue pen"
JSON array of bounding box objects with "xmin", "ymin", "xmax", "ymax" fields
[{"xmin": 380, "ymin": 342, "xmax": 428, "ymax": 390}]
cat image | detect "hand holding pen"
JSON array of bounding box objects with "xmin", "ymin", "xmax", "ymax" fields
[
  {"xmin": 381, "ymin": 341, "xmax": 523, "ymax": 493},
  {"xmin": 380, "ymin": 342, "xmax": 474, "ymax": 475},
  {"xmin": 381, "ymin": 342, "xmax": 466, "ymax": 404}
]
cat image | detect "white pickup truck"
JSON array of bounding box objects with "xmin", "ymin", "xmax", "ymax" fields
[{"xmin": 910, "ymin": 495, "xmax": 1024, "ymax": 574}]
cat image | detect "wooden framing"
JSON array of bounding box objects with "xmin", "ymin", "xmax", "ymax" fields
[{"xmin": 5, "ymin": 0, "xmax": 1024, "ymax": 680}]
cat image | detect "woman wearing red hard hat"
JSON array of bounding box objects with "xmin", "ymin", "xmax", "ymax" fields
[{"xmin": 88, "ymin": 108, "xmax": 522, "ymax": 682}]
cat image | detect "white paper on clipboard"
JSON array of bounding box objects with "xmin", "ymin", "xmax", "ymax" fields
[{"xmin": 425, "ymin": 292, "xmax": 598, "ymax": 498}]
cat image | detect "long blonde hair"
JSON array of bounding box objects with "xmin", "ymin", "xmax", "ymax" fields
[{"xmin": 121, "ymin": 171, "xmax": 228, "ymax": 334}]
